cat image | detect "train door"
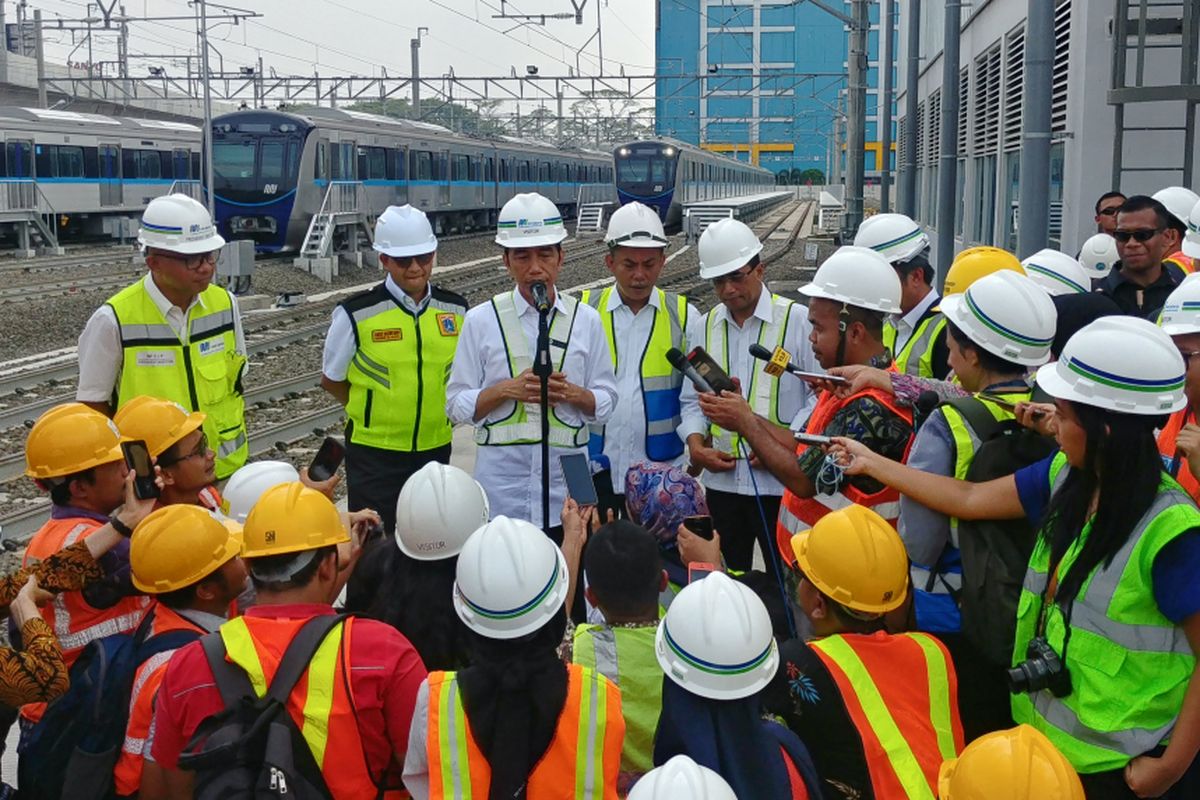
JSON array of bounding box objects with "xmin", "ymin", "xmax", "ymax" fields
[
  {"xmin": 438, "ymin": 149, "xmax": 450, "ymax": 206},
  {"xmin": 472, "ymin": 155, "xmax": 484, "ymax": 205},
  {"xmin": 6, "ymin": 139, "xmax": 32, "ymax": 179},
  {"xmin": 98, "ymin": 143, "xmax": 122, "ymax": 206},
  {"xmin": 172, "ymin": 148, "xmax": 191, "ymax": 179}
]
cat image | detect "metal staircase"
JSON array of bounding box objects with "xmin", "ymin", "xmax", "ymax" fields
[
  {"xmin": 294, "ymin": 181, "xmax": 374, "ymax": 280},
  {"xmin": 575, "ymin": 183, "xmax": 617, "ymax": 234},
  {"xmin": 0, "ymin": 180, "xmax": 60, "ymax": 254},
  {"xmin": 166, "ymin": 179, "xmax": 204, "ymax": 203}
]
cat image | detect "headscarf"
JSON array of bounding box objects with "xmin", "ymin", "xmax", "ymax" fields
[{"xmin": 624, "ymin": 461, "xmax": 708, "ymax": 549}]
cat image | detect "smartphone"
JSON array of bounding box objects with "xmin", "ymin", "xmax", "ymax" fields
[
  {"xmin": 794, "ymin": 432, "xmax": 833, "ymax": 447},
  {"xmin": 121, "ymin": 439, "xmax": 159, "ymax": 500},
  {"xmin": 688, "ymin": 562, "xmax": 718, "ymax": 583},
  {"xmin": 682, "ymin": 515, "xmax": 715, "ymax": 541},
  {"xmin": 794, "ymin": 370, "xmax": 847, "ymax": 385},
  {"xmin": 308, "ymin": 436, "xmax": 345, "ymax": 482},
  {"xmin": 559, "ymin": 452, "xmax": 599, "ymax": 507},
  {"xmin": 976, "ymin": 395, "xmax": 1047, "ymax": 421},
  {"xmin": 686, "ymin": 347, "xmax": 739, "ymax": 394}
]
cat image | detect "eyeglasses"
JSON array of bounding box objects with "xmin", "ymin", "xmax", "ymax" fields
[
  {"xmin": 388, "ymin": 252, "xmax": 435, "ymax": 269},
  {"xmin": 711, "ymin": 267, "xmax": 756, "ymax": 287},
  {"xmin": 1113, "ymin": 228, "xmax": 1164, "ymax": 243},
  {"xmin": 159, "ymin": 250, "xmax": 219, "ymax": 271},
  {"xmin": 1097, "ymin": 207, "xmax": 1121, "ymax": 217},
  {"xmin": 159, "ymin": 432, "xmax": 208, "ymax": 466}
]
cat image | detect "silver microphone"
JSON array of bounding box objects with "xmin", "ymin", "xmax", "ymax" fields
[{"xmin": 530, "ymin": 281, "xmax": 551, "ymax": 313}]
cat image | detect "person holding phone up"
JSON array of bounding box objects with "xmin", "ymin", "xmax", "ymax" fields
[{"xmin": 113, "ymin": 395, "xmax": 222, "ymax": 510}]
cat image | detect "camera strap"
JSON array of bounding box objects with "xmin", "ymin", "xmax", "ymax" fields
[{"xmin": 1035, "ymin": 556, "xmax": 1076, "ymax": 662}]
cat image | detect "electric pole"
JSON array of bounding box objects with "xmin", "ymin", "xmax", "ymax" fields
[
  {"xmin": 843, "ymin": 0, "xmax": 868, "ymax": 240},
  {"xmin": 935, "ymin": 0, "xmax": 961, "ymax": 280},
  {"xmin": 901, "ymin": 0, "xmax": 921, "ymax": 217},
  {"xmin": 198, "ymin": 0, "xmax": 215, "ymax": 215},
  {"xmin": 880, "ymin": 0, "xmax": 894, "ymax": 211},
  {"xmin": 1018, "ymin": 0, "xmax": 1054, "ymax": 257},
  {"xmin": 412, "ymin": 27, "xmax": 428, "ymax": 118}
]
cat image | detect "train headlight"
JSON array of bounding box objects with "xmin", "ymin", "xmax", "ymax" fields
[
  {"xmin": 618, "ymin": 147, "xmax": 631, "ymax": 157},
  {"xmin": 664, "ymin": 147, "xmax": 675, "ymax": 156}
]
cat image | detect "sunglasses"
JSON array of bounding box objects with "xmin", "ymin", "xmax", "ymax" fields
[
  {"xmin": 388, "ymin": 252, "xmax": 435, "ymax": 268},
  {"xmin": 1097, "ymin": 207, "xmax": 1120, "ymax": 217},
  {"xmin": 1113, "ymin": 228, "xmax": 1164, "ymax": 243},
  {"xmin": 159, "ymin": 250, "xmax": 219, "ymax": 271}
]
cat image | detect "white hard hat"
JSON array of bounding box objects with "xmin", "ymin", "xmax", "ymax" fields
[
  {"xmin": 374, "ymin": 204, "xmax": 438, "ymax": 258},
  {"xmin": 655, "ymin": 571, "xmax": 778, "ymax": 700},
  {"xmin": 1159, "ymin": 273, "xmax": 1200, "ymax": 336},
  {"xmin": 1153, "ymin": 186, "xmax": 1200, "ymax": 229},
  {"xmin": 940, "ymin": 271, "xmax": 1057, "ymax": 366},
  {"xmin": 628, "ymin": 755, "xmax": 737, "ymax": 800},
  {"xmin": 606, "ymin": 202, "xmax": 668, "ymax": 249},
  {"xmin": 853, "ymin": 212, "xmax": 930, "ymax": 265},
  {"xmin": 221, "ymin": 460, "xmax": 301, "ymax": 524},
  {"xmin": 394, "ymin": 462, "xmax": 489, "ymax": 561},
  {"xmin": 453, "ymin": 515, "xmax": 569, "ymax": 639},
  {"xmin": 799, "ymin": 245, "xmax": 903, "ymax": 315},
  {"xmin": 1078, "ymin": 234, "xmax": 1119, "ymax": 279},
  {"xmin": 1020, "ymin": 249, "xmax": 1091, "ymax": 296},
  {"xmin": 1036, "ymin": 316, "xmax": 1187, "ymax": 415},
  {"xmin": 495, "ymin": 193, "xmax": 568, "ymax": 248},
  {"xmin": 1183, "ymin": 199, "xmax": 1200, "ymax": 259},
  {"xmin": 138, "ymin": 193, "xmax": 226, "ymax": 254},
  {"xmin": 698, "ymin": 218, "xmax": 764, "ymax": 279}
]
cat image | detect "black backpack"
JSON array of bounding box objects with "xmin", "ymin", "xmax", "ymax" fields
[
  {"xmin": 17, "ymin": 607, "xmax": 201, "ymax": 800},
  {"xmin": 942, "ymin": 396, "xmax": 1057, "ymax": 666},
  {"xmin": 176, "ymin": 614, "xmax": 350, "ymax": 800}
]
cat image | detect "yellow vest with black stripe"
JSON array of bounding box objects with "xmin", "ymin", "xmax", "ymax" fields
[
  {"xmin": 106, "ymin": 280, "xmax": 247, "ymax": 478},
  {"xmin": 883, "ymin": 310, "xmax": 947, "ymax": 378},
  {"xmin": 580, "ymin": 286, "xmax": 687, "ymax": 466},
  {"xmin": 341, "ymin": 284, "xmax": 467, "ymax": 452}
]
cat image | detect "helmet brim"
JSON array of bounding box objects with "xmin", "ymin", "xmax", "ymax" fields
[
  {"xmin": 375, "ymin": 241, "xmax": 438, "ymax": 258},
  {"xmin": 495, "ymin": 231, "xmax": 569, "ymax": 248},
  {"xmin": 452, "ymin": 545, "xmax": 569, "ymax": 639},
  {"xmin": 141, "ymin": 232, "xmax": 227, "ymax": 255},
  {"xmin": 654, "ymin": 619, "xmax": 780, "ymax": 701},
  {"xmin": 939, "ymin": 294, "xmax": 1051, "ymax": 367},
  {"xmin": 1035, "ymin": 360, "xmax": 1188, "ymax": 415},
  {"xmin": 697, "ymin": 242, "xmax": 765, "ymax": 280},
  {"xmin": 799, "ymin": 283, "xmax": 903, "ymax": 316},
  {"xmin": 152, "ymin": 411, "xmax": 207, "ymax": 458}
]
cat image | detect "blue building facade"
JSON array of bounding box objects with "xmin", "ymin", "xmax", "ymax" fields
[{"xmin": 655, "ymin": 0, "xmax": 895, "ymax": 182}]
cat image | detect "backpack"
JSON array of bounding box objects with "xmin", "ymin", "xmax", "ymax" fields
[
  {"xmin": 176, "ymin": 614, "xmax": 348, "ymax": 800},
  {"xmin": 941, "ymin": 396, "xmax": 1057, "ymax": 666},
  {"xmin": 17, "ymin": 607, "xmax": 201, "ymax": 800}
]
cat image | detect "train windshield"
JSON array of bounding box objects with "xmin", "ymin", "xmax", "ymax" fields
[
  {"xmin": 213, "ymin": 134, "xmax": 302, "ymax": 203},
  {"xmin": 616, "ymin": 145, "xmax": 678, "ymax": 195}
]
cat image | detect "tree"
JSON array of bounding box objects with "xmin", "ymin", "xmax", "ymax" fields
[{"xmin": 800, "ymin": 168, "xmax": 826, "ymax": 184}]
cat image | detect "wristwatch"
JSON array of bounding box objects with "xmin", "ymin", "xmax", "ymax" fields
[{"xmin": 108, "ymin": 513, "xmax": 134, "ymax": 537}]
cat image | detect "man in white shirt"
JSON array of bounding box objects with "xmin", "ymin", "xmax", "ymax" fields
[
  {"xmin": 579, "ymin": 202, "xmax": 700, "ymax": 519},
  {"xmin": 678, "ymin": 218, "xmax": 818, "ymax": 585},
  {"xmin": 446, "ymin": 193, "xmax": 617, "ymax": 542}
]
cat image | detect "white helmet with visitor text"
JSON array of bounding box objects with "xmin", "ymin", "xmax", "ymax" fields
[
  {"xmin": 800, "ymin": 246, "xmax": 903, "ymax": 315},
  {"xmin": 395, "ymin": 462, "xmax": 489, "ymax": 561},
  {"xmin": 374, "ymin": 204, "xmax": 438, "ymax": 258},
  {"xmin": 698, "ymin": 218, "xmax": 764, "ymax": 279},
  {"xmin": 138, "ymin": 193, "xmax": 226, "ymax": 254},
  {"xmin": 1159, "ymin": 273, "xmax": 1200, "ymax": 336},
  {"xmin": 606, "ymin": 201, "xmax": 668, "ymax": 249},
  {"xmin": 495, "ymin": 193, "xmax": 568, "ymax": 248}
]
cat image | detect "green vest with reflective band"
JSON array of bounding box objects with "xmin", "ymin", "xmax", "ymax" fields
[
  {"xmin": 883, "ymin": 311, "xmax": 947, "ymax": 378},
  {"xmin": 572, "ymin": 623, "xmax": 661, "ymax": 776},
  {"xmin": 106, "ymin": 280, "xmax": 247, "ymax": 478},
  {"xmin": 1012, "ymin": 452, "xmax": 1200, "ymax": 772},
  {"xmin": 475, "ymin": 290, "xmax": 588, "ymax": 448},
  {"xmin": 341, "ymin": 284, "xmax": 467, "ymax": 452},
  {"xmin": 581, "ymin": 287, "xmax": 687, "ymax": 467},
  {"xmin": 705, "ymin": 294, "xmax": 794, "ymax": 457}
]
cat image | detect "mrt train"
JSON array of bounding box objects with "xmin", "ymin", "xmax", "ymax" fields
[
  {"xmin": 613, "ymin": 138, "xmax": 774, "ymax": 228},
  {"xmin": 212, "ymin": 108, "xmax": 614, "ymax": 253}
]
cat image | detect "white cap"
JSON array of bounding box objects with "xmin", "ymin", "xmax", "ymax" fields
[
  {"xmin": 495, "ymin": 193, "xmax": 568, "ymax": 248},
  {"xmin": 138, "ymin": 193, "xmax": 226, "ymax": 254},
  {"xmin": 1153, "ymin": 186, "xmax": 1200, "ymax": 229},
  {"xmin": 628, "ymin": 755, "xmax": 737, "ymax": 800},
  {"xmin": 606, "ymin": 201, "xmax": 668, "ymax": 249},
  {"xmin": 698, "ymin": 218, "xmax": 764, "ymax": 279},
  {"xmin": 221, "ymin": 460, "xmax": 301, "ymax": 524},
  {"xmin": 1036, "ymin": 316, "xmax": 1187, "ymax": 415},
  {"xmin": 1078, "ymin": 234, "xmax": 1119, "ymax": 279},
  {"xmin": 656, "ymin": 571, "xmax": 778, "ymax": 700},
  {"xmin": 853, "ymin": 212, "xmax": 930, "ymax": 265},
  {"xmin": 1159, "ymin": 273, "xmax": 1200, "ymax": 336},
  {"xmin": 394, "ymin": 462, "xmax": 489, "ymax": 561},
  {"xmin": 1183, "ymin": 199, "xmax": 1200, "ymax": 259},
  {"xmin": 374, "ymin": 204, "xmax": 438, "ymax": 258},
  {"xmin": 940, "ymin": 271, "xmax": 1057, "ymax": 366},
  {"xmin": 799, "ymin": 245, "xmax": 903, "ymax": 315},
  {"xmin": 1020, "ymin": 249, "xmax": 1092, "ymax": 296}
]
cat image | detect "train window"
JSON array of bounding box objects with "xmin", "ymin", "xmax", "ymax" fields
[
  {"xmin": 452, "ymin": 154, "xmax": 469, "ymax": 181},
  {"xmin": 34, "ymin": 145, "xmax": 52, "ymax": 177},
  {"xmin": 192, "ymin": 152, "xmax": 200, "ymax": 179},
  {"xmin": 357, "ymin": 146, "xmax": 387, "ymax": 180},
  {"xmin": 411, "ymin": 151, "xmax": 432, "ymax": 181},
  {"xmin": 53, "ymin": 146, "xmax": 84, "ymax": 178},
  {"xmin": 500, "ymin": 159, "xmax": 510, "ymax": 182},
  {"xmin": 172, "ymin": 148, "xmax": 190, "ymax": 179},
  {"xmin": 485, "ymin": 157, "xmax": 495, "ymax": 182},
  {"xmin": 539, "ymin": 162, "xmax": 550, "ymax": 182},
  {"xmin": 83, "ymin": 146, "xmax": 99, "ymax": 179},
  {"xmin": 316, "ymin": 141, "xmax": 329, "ymax": 180},
  {"xmin": 140, "ymin": 150, "xmax": 162, "ymax": 179},
  {"xmin": 391, "ymin": 148, "xmax": 407, "ymax": 181},
  {"xmin": 261, "ymin": 140, "xmax": 287, "ymax": 185}
]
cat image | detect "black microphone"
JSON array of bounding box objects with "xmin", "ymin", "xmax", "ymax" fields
[
  {"xmin": 530, "ymin": 281, "xmax": 551, "ymax": 314},
  {"xmin": 666, "ymin": 347, "xmax": 715, "ymax": 394}
]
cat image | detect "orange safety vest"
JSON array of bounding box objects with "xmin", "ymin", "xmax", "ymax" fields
[
  {"xmin": 810, "ymin": 631, "xmax": 963, "ymax": 799},
  {"xmin": 775, "ymin": 380, "xmax": 914, "ymax": 566},
  {"xmin": 113, "ymin": 603, "xmax": 207, "ymax": 796},
  {"xmin": 21, "ymin": 515, "xmax": 152, "ymax": 722},
  {"xmin": 1165, "ymin": 251, "xmax": 1197, "ymax": 276},
  {"xmin": 425, "ymin": 663, "xmax": 625, "ymax": 800},
  {"xmin": 1158, "ymin": 407, "xmax": 1200, "ymax": 500}
]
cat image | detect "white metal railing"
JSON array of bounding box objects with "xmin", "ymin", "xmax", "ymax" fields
[
  {"xmin": 167, "ymin": 179, "xmax": 204, "ymax": 202},
  {"xmin": 0, "ymin": 180, "xmax": 60, "ymax": 246},
  {"xmin": 301, "ymin": 181, "xmax": 368, "ymax": 258},
  {"xmin": 577, "ymin": 183, "xmax": 616, "ymax": 207}
]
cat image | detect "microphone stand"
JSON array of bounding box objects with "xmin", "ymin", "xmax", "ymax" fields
[{"xmin": 534, "ymin": 304, "xmax": 553, "ymax": 533}]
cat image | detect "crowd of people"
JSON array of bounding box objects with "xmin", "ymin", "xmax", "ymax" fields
[{"xmin": 3, "ymin": 182, "xmax": 1200, "ymax": 799}]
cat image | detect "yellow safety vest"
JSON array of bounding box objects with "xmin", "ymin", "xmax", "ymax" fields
[
  {"xmin": 106, "ymin": 280, "xmax": 247, "ymax": 478},
  {"xmin": 883, "ymin": 311, "xmax": 947, "ymax": 379}
]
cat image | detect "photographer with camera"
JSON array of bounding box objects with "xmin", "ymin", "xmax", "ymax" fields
[{"xmin": 830, "ymin": 316, "xmax": 1200, "ymax": 799}]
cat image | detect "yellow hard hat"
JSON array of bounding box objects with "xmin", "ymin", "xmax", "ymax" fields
[
  {"xmin": 942, "ymin": 246, "xmax": 1024, "ymax": 297},
  {"xmin": 24, "ymin": 402, "xmax": 126, "ymax": 479},
  {"xmin": 790, "ymin": 505, "xmax": 908, "ymax": 616},
  {"xmin": 113, "ymin": 396, "xmax": 206, "ymax": 458},
  {"xmin": 938, "ymin": 724, "xmax": 1084, "ymax": 800},
  {"xmin": 241, "ymin": 481, "xmax": 349, "ymax": 559},
  {"xmin": 130, "ymin": 505, "xmax": 242, "ymax": 594}
]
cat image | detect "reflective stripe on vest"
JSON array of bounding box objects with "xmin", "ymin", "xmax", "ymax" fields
[
  {"xmin": 884, "ymin": 313, "xmax": 947, "ymax": 378},
  {"xmin": 1012, "ymin": 452, "xmax": 1200, "ymax": 772},
  {"xmin": 1158, "ymin": 407, "xmax": 1200, "ymax": 500},
  {"xmin": 581, "ymin": 287, "xmax": 686, "ymax": 467},
  {"xmin": 475, "ymin": 290, "xmax": 588, "ymax": 448},
  {"xmin": 1165, "ymin": 251, "xmax": 1197, "ymax": 276},
  {"xmin": 810, "ymin": 632, "xmax": 962, "ymax": 799},
  {"xmin": 706, "ymin": 294, "xmax": 794, "ymax": 456},
  {"xmin": 106, "ymin": 280, "xmax": 247, "ymax": 478}
]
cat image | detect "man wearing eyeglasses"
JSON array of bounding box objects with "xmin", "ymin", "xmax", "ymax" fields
[
  {"xmin": 77, "ymin": 193, "xmax": 249, "ymax": 479},
  {"xmin": 321, "ymin": 205, "xmax": 468, "ymax": 536},
  {"xmin": 1100, "ymin": 195, "xmax": 1189, "ymax": 319},
  {"xmin": 1093, "ymin": 191, "xmax": 1126, "ymax": 235}
]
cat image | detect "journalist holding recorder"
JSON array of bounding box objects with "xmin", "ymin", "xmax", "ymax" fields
[{"xmin": 831, "ymin": 316, "xmax": 1200, "ymax": 800}]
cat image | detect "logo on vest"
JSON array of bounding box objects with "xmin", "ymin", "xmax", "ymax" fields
[
  {"xmin": 436, "ymin": 313, "xmax": 459, "ymax": 336},
  {"xmin": 197, "ymin": 338, "xmax": 225, "ymax": 356},
  {"xmin": 135, "ymin": 350, "xmax": 176, "ymax": 367},
  {"xmin": 372, "ymin": 329, "xmax": 403, "ymax": 342}
]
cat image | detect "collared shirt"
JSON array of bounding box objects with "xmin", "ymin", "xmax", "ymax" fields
[
  {"xmin": 76, "ymin": 273, "xmax": 247, "ymax": 402},
  {"xmin": 678, "ymin": 290, "xmax": 819, "ymax": 497},
  {"xmin": 890, "ymin": 289, "xmax": 940, "ymax": 355},
  {"xmin": 321, "ymin": 277, "xmax": 433, "ymax": 381},
  {"xmin": 594, "ymin": 288, "xmax": 702, "ymax": 493},
  {"xmin": 446, "ymin": 286, "xmax": 618, "ymax": 528},
  {"xmin": 1099, "ymin": 261, "xmax": 1185, "ymax": 319}
]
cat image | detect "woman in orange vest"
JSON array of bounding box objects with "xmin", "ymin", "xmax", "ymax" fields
[
  {"xmin": 403, "ymin": 516, "xmax": 625, "ymax": 800},
  {"xmin": 1159, "ymin": 276, "xmax": 1200, "ymax": 500}
]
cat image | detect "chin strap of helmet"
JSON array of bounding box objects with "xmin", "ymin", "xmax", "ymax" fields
[{"xmin": 835, "ymin": 302, "xmax": 851, "ymax": 367}]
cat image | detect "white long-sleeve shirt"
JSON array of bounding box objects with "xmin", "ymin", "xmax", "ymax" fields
[{"xmin": 446, "ymin": 287, "xmax": 618, "ymax": 528}]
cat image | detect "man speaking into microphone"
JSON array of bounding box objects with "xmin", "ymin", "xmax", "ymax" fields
[{"xmin": 447, "ymin": 193, "xmax": 616, "ymax": 542}]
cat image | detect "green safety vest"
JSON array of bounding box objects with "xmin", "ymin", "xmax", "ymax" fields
[
  {"xmin": 474, "ymin": 290, "xmax": 588, "ymax": 448},
  {"xmin": 106, "ymin": 280, "xmax": 247, "ymax": 478},
  {"xmin": 341, "ymin": 284, "xmax": 467, "ymax": 452},
  {"xmin": 883, "ymin": 311, "xmax": 947, "ymax": 379},
  {"xmin": 1012, "ymin": 452, "xmax": 1200, "ymax": 772},
  {"xmin": 705, "ymin": 294, "xmax": 795, "ymax": 457},
  {"xmin": 580, "ymin": 287, "xmax": 687, "ymax": 466},
  {"xmin": 572, "ymin": 623, "xmax": 661, "ymax": 776}
]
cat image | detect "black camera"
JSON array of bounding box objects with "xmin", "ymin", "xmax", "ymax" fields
[{"xmin": 1007, "ymin": 637, "xmax": 1072, "ymax": 698}]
